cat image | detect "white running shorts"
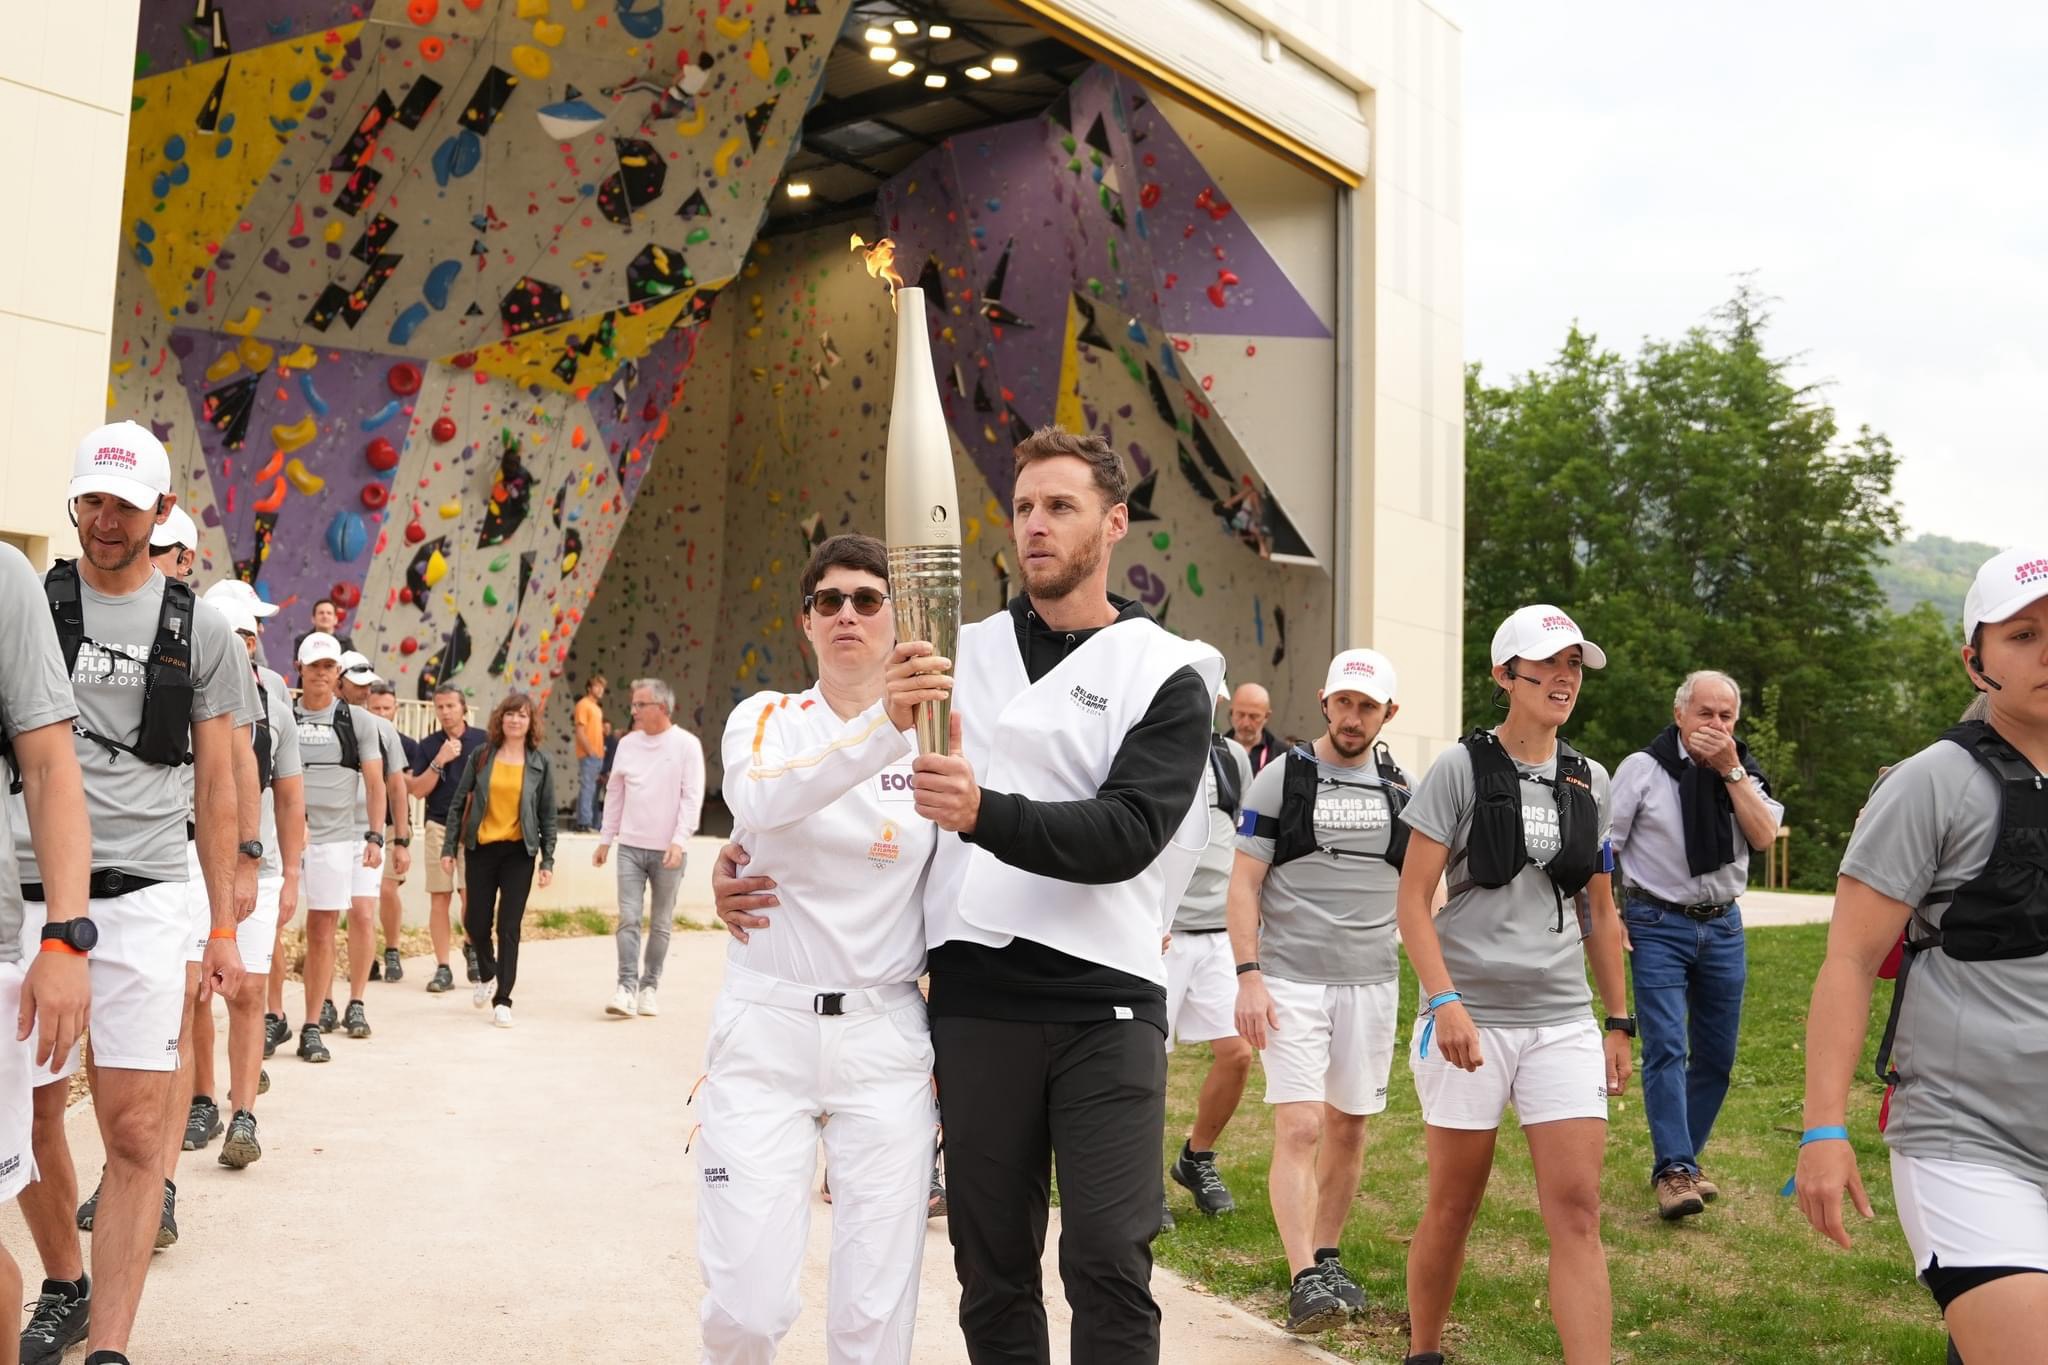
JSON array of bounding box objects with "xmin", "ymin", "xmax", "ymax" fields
[
  {"xmin": 1411, "ymin": 1016, "xmax": 1609, "ymax": 1130},
  {"xmin": 22, "ymin": 881, "xmax": 189, "ymax": 1079},
  {"xmin": 1260, "ymin": 977, "xmax": 1398, "ymax": 1115},
  {"xmin": 1892, "ymin": 1151, "xmax": 2048, "ymax": 1282},
  {"xmin": 1164, "ymin": 932, "xmax": 1238, "ymax": 1051},
  {"xmin": 303, "ymin": 840, "xmax": 366, "ymax": 912},
  {"xmin": 0, "ymin": 961, "xmax": 36, "ymax": 1201}
]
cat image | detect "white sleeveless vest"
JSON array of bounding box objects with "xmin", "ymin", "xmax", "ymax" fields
[{"xmin": 926, "ymin": 609, "xmax": 1226, "ymax": 986}]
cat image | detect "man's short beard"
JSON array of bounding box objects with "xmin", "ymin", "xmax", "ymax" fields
[
  {"xmin": 84, "ymin": 538, "xmax": 146, "ymax": 574},
  {"xmin": 1021, "ymin": 530, "xmax": 1106, "ymax": 602},
  {"xmin": 1328, "ymin": 727, "xmax": 1370, "ymax": 758}
]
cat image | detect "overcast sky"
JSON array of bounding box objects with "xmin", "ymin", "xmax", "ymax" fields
[{"xmin": 1459, "ymin": 3, "xmax": 2046, "ymax": 547}]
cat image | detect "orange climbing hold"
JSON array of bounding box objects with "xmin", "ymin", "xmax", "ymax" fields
[
  {"xmin": 252, "ymin": 477, "xmax": 287, "ymax": 514},
  {"xmin": 420, "ymin": 35, "xmax": 445, "ymax": 60}
]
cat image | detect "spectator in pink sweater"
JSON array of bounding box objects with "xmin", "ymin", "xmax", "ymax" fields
[{"xmin": 593, "ymin": 678, "xmax": 706, "ymax": 1018}]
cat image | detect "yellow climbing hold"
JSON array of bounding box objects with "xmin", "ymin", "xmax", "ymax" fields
[
  {"xmin": 204, "ymin": 352, "xmax": 242, "ymax": 383},
  {"xmin": 964, "ymin": 516, "xmax": 982, "ymax": 545},
  {"xmin": 515, "ymin": 0, "xmax": 548, "ymax": 16},
  {"xmin": 674, "ymin": 104, "xmax": 706, "ymax": 137},
  {"xmin": 532, "ymin": 17, "xmax": 566, "ymax": 45},
  {"xmin": 715, "ymin": 13, "xmax": 750, "ymax": 38},
  {"xmin": 747, "ymin": 40, "xmax": 772, "ymax": 81},
  {"xmin": 422, "ymin": 548, "xmax": 449, "ymax": 587},
  {"xmin": 223, "ymin": 307, "xmax": 264, "ymax": 337},
  {"xmin": 577, "ymin": 475, "xmax": 590, "ymax": 496},
  {"xmin": 324, "ymin": 221, "xmax": 346, "ymax": 244},
  {"xmin": 271, "ymin": 416, "xmax": 317, "ymax": 452},
  {"xmin": 748, "ymin": 575, "xmax": 763, "ymax": 592},
  {"xmin": 985, "ymin": 497, "xmax": 1007, "ymax": 524},
  {"xmin": 561, "ymin": 550, "xmax": 579, "ymax": 573},
  {"xmin": 284, "ymin": 457, "xmax": 325, "ymax": 495},
  {"xmin": 237, "ymin": 337, "xmax": 275, "ymax": 371},
  {"xmin": 279, "ymin": 344, "xmax": 319, "ymax": 370},
  {"xmin": 111, "ymin": 360, "xmax": 134, "ymax": 377},
  {"xmin": 511, "ymin": 45, "xmax": 551, "ymax": 79},
  {"xmin": 712, "ymin": 137, "xmax": 742, "ymax": 178},
  {"xmin": 438, "ymin": 499, "xmax": 462, "ymax": 519}
]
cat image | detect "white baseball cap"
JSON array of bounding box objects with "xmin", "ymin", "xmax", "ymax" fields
[
  {"xmin": 344, "ymin": 666, "xmax": 382, "ymax": 686},
  {"xmin": 70, "ymin": 421, "xmax": 172, "ymax": 510},
  {"xmin": 297, "ymin": 632, "xmax": 344, "ymax": 667},
  {"xmin": 1490, "ymin": 604, "xmax": 1607, "ymax": 670},
  {"xmin": 211, "ymin": 598, "xmax": 260, "ymax": 638},
  {"xmin": 203, "ymin": 578, "xmax": 279, "ymax": 619},
  {"xmin": 1322, "ymin": 648, "xmax": 1397, "ymax": 704},
  {"xmin": 1964, "ymin": 545, "xmax": 2048, "ymax": 642},
  {"xmin": 338, "ymin": 649, "xmax": 371, "ymax": 672},
  {"xmin": 150, "ymin": 504, "xmax": 198, "ymax": 550}
]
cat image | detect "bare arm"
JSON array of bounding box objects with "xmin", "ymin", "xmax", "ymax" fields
[
  {"xmin": 1729, "ymin": 775, "xmax": 1781, "ymax": 851},
  {"xmin": 15, "ymin": 722, "xmax": 91, "ymax": 1065},
  {"xmin": 192, "ymin": 714, "xmax": 239, "ymax": 930},
  {"xmin": 1395, "ymin": 832, "xmax": 1456, "ymax": 996},
  {"xmin": 388, "ymin": 753, "xmax": 411, "ymax": 841},
  {"xmin": 1226, "ymin": 851, "xmax": 1278, "ymax": 1048}
]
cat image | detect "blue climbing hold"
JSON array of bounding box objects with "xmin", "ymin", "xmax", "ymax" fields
[
  {"xmin": 134, "ymin": 220, "xmax": 156, "ymax": 243},
  {"xmin": 163, "ymin": 134, "xmax": 186, "ymax": 161},
  {"xmin": 133, "ymin": 243, "xmax": 154, "ymax": 267},
  {"xmin": 361, "ymin": 399, "xmax": 403, "ymax": 431},
  {"xmin": 219, "ymin": 113, "xmax": 236, "ymax": 134},
  {"xmin": 299, "ymin": 372, "xmax": 329, "ymax": 416},
  {"xmin": 388, "ymin": 302, "xmax": 430, "ymax": 347},
  {"xmin": 215, "ymin": 136, "xmax": 234, "ymax": 158},
  {"xmin": 1127, "ymin": 320, "xmax": 1148, "ymax": 344},
  {"xmin": 423, "ymin": 259, "xmax": 463, "ymax": 311},
  {"xmin": 615, "ymin": 0, "xmax": 664, "ymax": 40},
  {"xmin": 150, "ymin": 172, "xmax": 171, "ymax": 199},
  {"xmin": 1159, "ymin": 341, "xmax": 1179, "ymax": 381},
  {"xmin": 326, "ymin": 510, "xmax": 368, "ymax": 562},
  {"xmin": 288, "ymin": 78, "xmax": 312, "ymax": 102},
  {"xmin": 168, "ymin": 162, "xmax": 190, "ymax": 186},
  {"xmin": 431, "ymin": 130, "xmax": 482, "ymax": 188}
]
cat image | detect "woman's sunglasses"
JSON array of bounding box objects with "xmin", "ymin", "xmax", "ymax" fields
[{"xmin": 804, "ymin": 588, "xmax": 890, "ymax": 617}]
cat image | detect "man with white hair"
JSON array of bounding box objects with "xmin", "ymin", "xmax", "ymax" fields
[
  {"xmin": 1609, "ymin": 669, "xmax": 1783, "ymax": 1220},
  {"xmin": 593, "ymin": 678, "xmax": 704, "ymax": 1017}
]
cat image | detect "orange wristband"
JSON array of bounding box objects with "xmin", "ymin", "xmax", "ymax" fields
[
  {"xmin": 207, "ymin": 927, "xmax": 239, "ymax": 942},
  {"xmin": 38, "ymin": 940, "xmax": 86, "ymax": 958}
]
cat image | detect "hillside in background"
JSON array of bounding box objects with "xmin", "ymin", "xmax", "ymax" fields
[{"xmin": 1878, "ymin": 532, "xmax": 1998, "ymax": 620}]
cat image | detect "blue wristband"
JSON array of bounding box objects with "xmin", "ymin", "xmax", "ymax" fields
[
  {"xmin": 1799, "ymin": 1125, "xmax": 1850, "ymax": 1146},
  {"xmin": 1418, "ymin": 992, "xmax": 1463, "ymax": 1059},
  {"xmin": 1424, "ymin": 990, "xmax": 1463, "ymax": 1012}
]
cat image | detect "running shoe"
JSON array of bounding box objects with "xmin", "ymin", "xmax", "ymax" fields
[
  {"xmin": 463, "ymin": 942, "xmax": 480, "ymax": 982},
  {"xmin": 426, "ymin": 963, "xmax": 455, "ymax": 994},
  {"xmin": 1169, "ymin": 1144, "xmax": 1236, "ymax": 1216},
  {"xmin": 75, "ymin": 1176, "xmax": 100, "ymax": 1232},
  {"xmin": 182, "ymin": 1096, "xmax": 222, "ymax": 1151},
  {"xmin": 1285, "ymin": 1267, "xmax": 1346, "ymax": 1334},
  {"xmin": 1158, "ymin": 1197, "xmax": 1175, "ymax": 1233},
  {"xmin": 1317, "ymin": 1255, "xmax": 1368, "ymax": 1314},
  {"xmin": 368, "ymin": 956, "xmax": 381, "ymax": 981},
  {"xmin": 343, "ymin": 999, "xmax": 371, "ymax": 1039},
  {"xmin": 263, "ymin": 1012, "xmax": 288, "ymax": 1057},
  {"xmin": 383, "ymin": 948, "xmax": 403, "ymax": 983},
  {"xmin": 492, "ymin": 1004, "xmax": 513, "ymax": 1028},
  {"xmin": 607, "ymin": 986, "xmax": 637, "ymax": 1017},
  {"xmin": 258, "ymin": 1067, "xmax": 270, "ymax": 1095},
  {"xmin": 318, "ymin": 999, "xmax": 338, "ymax": 1032},
  {"xmin": 157, "ymin": 1181, "xmax": 178, "ymax": 1249},
  {"xmin": 636, "ymin": 986, "xmax": 659, "ymax": 1018},
  {"xmin": 218, "ymin": 1110, "xmax": 261, "ymax": 1169},
  {"xmin": 297, "ymin": 1023, "xmax": 330, "ymax": 1064},
  {"xmin": 19, "ymin": 1281, "xmax": 89, "ymax": 1365},
  {"xmin": 927, "ymin": 1167, "xmax": 947, "ymax": 1219}
]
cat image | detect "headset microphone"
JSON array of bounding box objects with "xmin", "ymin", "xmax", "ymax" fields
[{"xmin": 1970, "ymin": 655, "xmax": 2003, "ymax": 692}]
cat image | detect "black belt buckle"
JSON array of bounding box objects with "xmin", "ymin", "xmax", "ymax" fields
[
  {"xmin": 813, "ymin": 992, "xmax": 846, "ymax": 1017},
  {"xmin": 100, "ymin": 870, "xmax": 127, "ymax": 897},
  {"xmin": 1680, "ymin": 901, "xmax": 1728, "ymax": 921}
]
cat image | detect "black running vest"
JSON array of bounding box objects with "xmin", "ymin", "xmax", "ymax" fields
[
  {"xmin": 1244, "ymin": 742, "xmax": 1412, "ymax": 871},
  {"xmin": 1451, "ymin": 730, "xmax": 1602, "ymax": 931}
]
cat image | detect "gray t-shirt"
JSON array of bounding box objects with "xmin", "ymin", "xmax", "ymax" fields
[
  {"xmin": 362, "ymin": 711, "xmax": 407, "ymax": 828},
  {"xmin": 1236, "ymin": 753, "xmax": 1404, "ymax": 985},
  {"xmin": 181, "ymin": 626, "xmax": 262, "ymax": 814},
  {"xmin": 1174, "ymin": 737, "xmax": 1253, "ymax": 933},
  {"xmin": 1839, "ymin": 737, "xmax": 2048, "ymax": 1193},
  {"xmin": 0, "ymin": 546, "xmax": 80, "ymax": 962},
  {"xmin": 18, "ymin": 570, "xmax": 247, "ymax": 883},
  {"xmin": 255, "ymin": 666, "xmax": 302, "ymax": 878},
  {"xmin": 1401, "ymin": 738, "xmax": 1613, "ymax": 1027},
  {"xmin": 294, "ymin": 698, "xmax": 384, "ymax": 845}
]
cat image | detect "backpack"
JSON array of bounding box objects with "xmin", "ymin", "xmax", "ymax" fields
[
  {"xmin": 250, "ymin": 666, "xmax": 274, "ymax": 791},
  {"xmin": 1240, "ymin": 742, "xmax": 1412, "ymax": 871},
  {"xmin": 295, "ymin": 693, "xmax": 362, "ymax": 771},
  {"xmin": 1450, "ymin": 729, "xmax": 1602, "ymax": 932},
  {"xmin": 48, "ymin": 559, "xmax": 196, "ymax": 770},
  {"xmin": 1207, "ymin": 733, "xmax": 1244, "ymax": 818}
]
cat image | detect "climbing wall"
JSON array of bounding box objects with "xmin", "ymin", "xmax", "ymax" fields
[
  {"xmin": 566, "ymin": 67, "xmax": 1335, "ymax": 788},
  {"xmin": 107, "ymin": 0, "xmax": 851, "ymax": 706}
]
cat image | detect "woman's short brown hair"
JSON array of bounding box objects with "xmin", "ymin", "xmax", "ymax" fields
[
  {"xmin": 800, "ymin": 533, "xmax": 890, "ymax": 602},
  {"xmin": 1013, "ymin": 425, "xmax": 1128, "ymax": 509},
  {"xmin": 485, "ymin": 692, "xmax": 540, "ymax": 749}
]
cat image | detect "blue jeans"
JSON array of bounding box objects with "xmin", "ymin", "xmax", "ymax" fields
[
  {"xmin": 1625, "ymin": 897, "xmax": 1747, "ymax": 1181},
  {"xmin": 576, "ymin": 755, "xmax": 603, "ymax": 828}
]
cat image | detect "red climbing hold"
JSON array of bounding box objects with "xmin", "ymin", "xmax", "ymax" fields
[
  {"xmin": 387, "ymin": 362, "xmax": 421, "ymax": 396},
  {"xmin": 1139, "ymin": 183, "xmax": 1161, "ymax": 210},
  {"xmin": 431, "ymin": 416, "xmax": 458, "ymax": 443},
  {"xmin": 361, "ymin": 484, "xmax": 389, "ymax": 511},
  {"xmin": 641, "ymin": 400, "xmax": 660, "ymax": 422},
  {"xmin": 366, "ymin": 437, "xmax": 399, "ymax": 471},
  {"xmin": 399, "ymin": 637, "xmax": 419, "ymax": 656},
  {"xmin": 404, "ymin": 518, "xmax": 426, "ymax": 545},
  {"xmin": 400, "ymin": 586, "xmax": 415, "ymax": 605},
  {"xmin": 330, "ymin": 582, "xmax": 360, "ymax": 609},
  {"xmin": 406, "ymin": 0, "xmax": 436, "ymax": 23},
  {"xmin": 449, "ymin": 351, "xmax": 476, "ymax": 369}
]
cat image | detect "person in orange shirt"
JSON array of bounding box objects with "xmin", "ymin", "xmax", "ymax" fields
[{"xmin": 573, "ymin": 675, "xmax": 607, "ymax": 832}]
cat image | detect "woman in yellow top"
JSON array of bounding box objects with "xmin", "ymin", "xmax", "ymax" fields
[{"xmin": 441, "ymin": 694, "xmax": 557, "ymax": 1026}]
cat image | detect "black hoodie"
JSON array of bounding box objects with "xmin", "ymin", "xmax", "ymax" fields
[{"xmin": 925, "ymin": 595, "xmax": 1213, "ymax": 1034}]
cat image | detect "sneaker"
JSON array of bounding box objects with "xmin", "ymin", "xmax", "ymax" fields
[
  {"xmin": 928, "ymin": 1168, "xmax": 947, "ymax": 1220},
  {"xmin": 1285, "ymin": 1267, "xmax": 1347, "ymax": 1334},
  {"xmin": 218, "ymin": 1110, "xmax": 261, "ymax": 1169},
  {"xmin": 1403, "ymin": 1355, "xmax": 1446, "ymax": 1365},
  {"xmin": 343, "ymin": 999, "xmax": 371, "ymax": 1039},
  {"xmin": 368, "ymin": 956, "xmax": 381, "ymax": 981},
  {"xmin": 492, "ymin": 1004, "xmax": 513, "ymax": 1028},
  {"xmin": 75, "ymin": 1175, "xmax": 101, "ymax": 1231},
  {"xmin": 182, "ymin": 1096, "xmax": 222, "ymax": 1151},
  {"xmin": 297, "ymin": 1023, "xmax": 330, "ymax": 1063},
  {"xmin": 427, "ymin": 963, "xmax": 455, "ymax": 993},
  {"xmin": 263, "ymin": 1012, "xmax": 288, "ymax": 1057},
  {"xmin": 1316, "ymin": 1255, "xmax": 1368, "ymax": 1314},
  {"xmin": 19, "ymin": 1281, "xmax": 90, "ymax": 1365},
  {"xmin": 1159, "ymin": 1197, "xmax": 1175, "ymax": 1233},
  {"xmin": 1169, "ymin": 1144, "xmax": 1236, "ymax": 1216},
  {"xmin": 318, "ymin": 999, "xmax": 338, "ymax": 1032},
  {"xmin": 1694, "ymin": 1169, "xmax": 1720, "ymax": 1203},
  {"xmin": 463, "ymin": 942, "xmax": 480, "ymax": 982},
  {"xmin": 157, "ymin": 1181, "xmax": 178, "ymax": 1249},
  {"xmin": 383, "ymin": 948, "xmax": 403, "ymax": 983},
  {"xmin": 607, "ymin": 986, "xmax": 637, "ymax": 1017},
  {"xmin": 473, "ymin": 980, "xmax": 491, "ymax": 1009},
  {"xmin": 636, "ymin": 986, "xmax": 659, "ymax": 1018},
  {"xmin": 1655, "ymin": 1169, "xmax": 1706, "ymax": 1221},
  {"xmin": 258, "ymin": 1067, "xmax": 270, "ymax": 1095}
]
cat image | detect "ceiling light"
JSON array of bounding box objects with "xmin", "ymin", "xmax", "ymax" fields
[
  {"xmin": 868, "ymin": 44, "xmax": 896, "ymax": 60},
  {"xmin": 989, "ymin": 54, "xmax": 1018, "ymax": 74},
  {"xmin": 786, "ymin": 180, "xmax": 812, "ymax": 199},
  {"xmin": 965, "ymin": 64, "xmax": 991, "ymax": 80},
  {"xmin": 887, "ymin": 59, "xmax": 915, "ymax": 77},
  {"xmin": 892, "ymin": 18, "xmax": 919, "ymax": 34},
  {"xmin": 863, "ymin": 26, "xmax": 892, "ymax": 44},
  {"xmin": 924, "ymin": 72, "xmax": 947, "ymax": 88},
  {"xmin": 928, "ymin": 23, "xmax": 952, "ymax": 39}
]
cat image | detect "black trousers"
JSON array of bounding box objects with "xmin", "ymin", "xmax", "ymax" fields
[
  {"xmin": 463, "ymin": 840, "xmax": 534, "ymax": 1008},
  {"xmin": 931, "ymin": 1015, "xmax": 1166, "ymax": 1365}
]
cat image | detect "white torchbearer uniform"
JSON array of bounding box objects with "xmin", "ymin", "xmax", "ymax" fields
[{"xmin": 697, "ymin": 688, "xmax": 937, "ymax": 1365}]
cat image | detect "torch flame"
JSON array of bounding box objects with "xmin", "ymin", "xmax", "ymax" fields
[{"xmin": 850, "ymin": 233, "xmax": 905, "ymax": 306}]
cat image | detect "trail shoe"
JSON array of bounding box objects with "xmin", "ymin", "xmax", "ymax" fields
[
  {"xmin": 1694, "ymin": 1169, "xmax": 1720, "ymax": 1203},
  {"xmin": 1656, "ymin": 1169, "xmax": 1706, "ymax": 1220},
  {"xmin": 156, "ymin": 1181, "xmax": 178, "ymax": 1249},
  {"xmin": 1403, "ymin": 1355, "xmax": 1446, "ymax": 1365},
  {"xmin": 75, "ymin": 1174, "xmax": 102, "ymax": 1231},
  {"xmin": 182, "ymin": 1096, "xmax": 222, "ymax": 1151},
  {"xmin": 427, "ymin": 963, "xmax": 455, "ymax": 993},
  {"xmin": 637, "ymin": 986, "xmax": 660, "ymax": 1017},
  {"xmin": 263, "ymin": 1012, "xmax": 288, "ymax": 1057},
  {"xmin": 463, "ymin": 942, "xmax": 481, "ymax": 982},
  {"xmin": 297, "ymin": 1023, "xmax": 330, "ymax": 1064},
  {"xmin": 20, "ymin": 1279, "xmax": 90, "ymax": 1365},
  {"xmin": 258, "ymin": 1067, "xmax": 271, "ymax": 1095},
  {"xmin": 218, "ymin": 1110, "xmax": 262, "ymax": 1169},
  {"xmin": 1170, "ymin": 1142, "xmax": 1236, "ymax": 1215},
  {"xmin": 1159, "ymin": 1197, "xmax": 1175, "ymax": 1233},
  {"xmin": 343, "ymin": 999, "xmax": 371, "ymax": 1039},
  {"xmin": 368, "ymin": 956, "xmax": 381, "ymax": 981},
  {"xmin": 383, "ymin": 948, "xmax": 403, "ymax": 983},
  {"xmin": 1285, "ymin": 1266, "xmax": 1347, "ymax": 1334},
  {"xmin": 1316, "ymin": 1251, "xmax": 1368, "ymax": 1314},
  {"xmin": 607, "ymin": 986, "xmax": 637, "ymax": 1017},
  {"xmin": 318, "ymin": 999, "xmax": 338, "ymax": 1032}
]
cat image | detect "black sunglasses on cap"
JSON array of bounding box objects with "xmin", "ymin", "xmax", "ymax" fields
[{"xmin": 804, "ymin": 587, "xmax": 890, "ymax": 617}]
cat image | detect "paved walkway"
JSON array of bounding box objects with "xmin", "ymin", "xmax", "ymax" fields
[{"xmin": 0, "ymin": 933, "xmax": 1338, "ymax": 1364}]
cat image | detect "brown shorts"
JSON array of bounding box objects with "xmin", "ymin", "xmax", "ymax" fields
[{"xmin": 424, "ymin": 822, "xmax": 462, "ymax": 894}]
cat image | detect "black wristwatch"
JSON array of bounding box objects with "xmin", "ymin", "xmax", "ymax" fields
[
  {"xmin": 1235, "ymin": 961, "xmax": 1263, "ymax": 976},
  {"xmin": 365, "ymin": 832, "xmax": 386, "ymax": 847},
  {"xmin": 391, "ymin": 836, "xmax": 410, "ymax": 848},
  {"xmin": 237, "ymin": 840, "xmax": 264, "ymax": 861},
  {"xmin": 1604, "ymin": 1015, "xmax": 1638, "ymax": 1037},
  {"xmin": 41, "ymin": 919, "xmax": 99, "ymax": 954}
]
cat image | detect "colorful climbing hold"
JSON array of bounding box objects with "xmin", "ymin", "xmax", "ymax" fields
[
  {"xmin": 284, "ymin": 458, "xmax": 325, "ymax": 495},
  {"xmin": 406, "ymin": 0, "xmax": 436, "ymax": 23},
  {"xmin": 326, "ymin": 510, "xmax": 367, "ymax": 562},
  {"xmin": 271, "ymin": 416, "xmax": 317, "ymax": 453},
  {"xmin": 361, "ymin": 484, "xmax": 390, "ymax": 511},
  {"xmin": 1186, "ymin": 564, "xmax": 1205, "ymax": 596},
  {"xmin": 252, "ymin": 477, "xmax": 286, "ymax": 514},
  {"xmin": 431, "ymin": 416, "xmax": 458, "ymax": 443},
  {"xmin": 387, "ymin": 362, "xmax": 421, "ymax": 396},
  {"xmin": 511, "ymin": 45, "xmax": 551, "ymax": 79},
  {"xmin": 422, "ymin": 549, "xmax": 449, "ymax": 587},
  {"xmin": 482, "ymin": 585, "xmax": 499, "ymax": 607},
  {"xmin": 365, "ymin": 438, "xmax": 399, "ymax": 471},
  {"xmin": 419, "ymin": 36, "xmax": 445, "ymax": 61}
]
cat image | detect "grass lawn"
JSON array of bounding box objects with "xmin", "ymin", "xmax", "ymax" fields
[{"xmin": 1155, "ymin": 924, "xmax": 1946, "ymax": 1363}]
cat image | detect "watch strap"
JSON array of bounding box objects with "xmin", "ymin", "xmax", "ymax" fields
[
  {"xmin": 1235, "ymin": 961, "xmax": 1262, "ymax": 976},
  {"xmin": 1604, "ymin": 1015, "xmax": 1637, "ymax": 1037}
]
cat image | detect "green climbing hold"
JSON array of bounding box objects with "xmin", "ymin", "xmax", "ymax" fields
[
  {"xmin": 1067, "ymin": 158, "xmax": 1082, "ymax": 174},
  {"xmin": 1151, "ymin": 532, "xmax": 1170, "ymax": 551},
  {"xmin": 1186, "ymin": 565, "xmax": 1205, "ymax": 597},
  {"xmin": 775, "ymin": 68, "xmax": 792, "ymax": 86},
  {"xmin": 687, "ymin": 227, "xmax": 710, "ymax": 244},
  {"xmin": 1087, "ymin": 277, "xmax": 1104, "ymax": 299},
  {"xmin": 483, "ymin": 585, "xmax": 499, "ymax": 607},
  {"xmin": 488, "ymin": 555, "xmax": 509, "ymax": 572},
  {"xmin": 1061, "ymin": 135, "xmax": 1076, "ymax": 153},
  {"xmin": 1107, "ymin": 239, "xmax": 1119, "ymax": 271},
  {"xmin": 1117, "ymin": 346, "xmax": 1142, "ymax": 384}
]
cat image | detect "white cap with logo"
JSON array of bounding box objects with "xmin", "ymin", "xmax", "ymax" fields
[
  {"xmin": 203, "ymin": 578, "xmax": 280, "ymax": 619},
  {"xmin": 338, "ymin": 650, "xmax": 380, "ymax": 686},
  {"xmin": 1322, "ymin": 648, "xmax": 1398, "ymax": 704},
  {"xmin": 297, "ymin": 632, "xmax": 344, "ymax": 667},
  {"xmin": 1490, "ymin": 604, "xmax": 1608, "ymax": 671},
  {"xmin": 149, "ymin": 504, "xmax": 198, "ymax": 551},
  {"xmin": 1964, "ymin": 546, "xmax": 2048, "ymax": 641},
  {"xmin": 70, "ymin": 421, "xmax": 172, "ymax": 510}
]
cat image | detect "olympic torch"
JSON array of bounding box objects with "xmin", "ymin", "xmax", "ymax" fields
[{"xmin": 861, "ymin": 236, "xmax": 960, "ymax": 756}]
